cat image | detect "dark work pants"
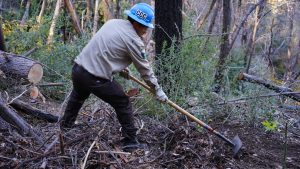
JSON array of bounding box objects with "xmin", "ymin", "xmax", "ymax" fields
[{"xmin": 61, "ymin": 63, "xmax": 137, "ymax": 140}]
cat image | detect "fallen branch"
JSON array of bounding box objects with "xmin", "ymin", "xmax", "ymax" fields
[
  {"xmin": 22, "ymin": 47, "xmax": 38, "ymax": 57},
  {"xmin": 44, "ymin": 137, "xmax": 59, "ymax": 153},
  {"xmin": 4, "ymin": 137, "xmax": 42, "ymax": 155},
  {"xmin": 37, "ymin": 82, "xmax": 64, "ymax": 87},
  {"xmin": 8, "ymin": 89, "xmax": 28, "ymax": 104},
  {"xmin": 279, "ymin": 105, "xmax": 300, "ymax": 111},
  {"xmin": 59, "ymin": 133, "xmax": 65, "ymax": 155},
  {"xmin": 82, "ymin": 126, "xmax": 105, "ymax": 169},
  {"xmin": 239, "ymin": 72, "xmax": 300, "ymax": 102},
  {"xmin": 219, "ymin": 91, "xmax": 300, "ymax": 105},
  {"xmin": 94, "ymin": 151, "xmax": 131, "ymax": 155},
  {"xmin": 183, "ymin": 32, "xmax": 230, "ymax": 40},
  {"xmin": 0, "ymin": 100, "xmax": 43, "ymax": 144},
  {"xmin": 9, "ymin": 99, "xmax": 59, "ymax": 123}
]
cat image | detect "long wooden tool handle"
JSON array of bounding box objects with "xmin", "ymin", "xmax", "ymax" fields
[
  {"xmin": 129, "ymin": 75, "xmax": 213, "ymax": 130},
  {"xmin": 128, "ymin": 74, "xmax": 235, "ymax": 146}
]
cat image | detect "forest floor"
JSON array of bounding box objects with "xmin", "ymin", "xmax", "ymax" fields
[{"xmin": 0, "ymin": 96, "xmax": 299, "ymax": 169}]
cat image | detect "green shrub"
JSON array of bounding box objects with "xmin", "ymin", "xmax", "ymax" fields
[{"xmin": 130, "ymin": 34, "xmax": 218, "ymax": 117}]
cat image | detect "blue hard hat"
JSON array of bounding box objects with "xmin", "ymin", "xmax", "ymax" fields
[{"xmin": 125, "ymin": 3, "xmax": 154, "ymax": 28}]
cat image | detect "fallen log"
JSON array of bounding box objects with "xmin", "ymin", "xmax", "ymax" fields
[
  {"xmin": 9, "ymin": 99, "xmax": 59, "ymax": 123},
  {"xmin": 0, "ymin": 100, "xmax": 43, "ymax": 144},
  {"xmin": 239, "ymin": 72, "xmax": 300, "ymax": 102},
  {"xmin": 279, "ymin": 105, "xmax": 300, "ymax": 111},
  {"xmin": 0, "ymin": 50, "xmax": 43, "ymax": 84}
]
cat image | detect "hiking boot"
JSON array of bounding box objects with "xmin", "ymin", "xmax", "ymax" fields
[{"xmin": 121, "ymin": 137, "xmax": 146, "ymax": 152}]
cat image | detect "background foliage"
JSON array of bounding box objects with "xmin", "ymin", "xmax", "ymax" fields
[{"xmin": 1, "ymin": 0, "xmax": 299, "ymax": 132}]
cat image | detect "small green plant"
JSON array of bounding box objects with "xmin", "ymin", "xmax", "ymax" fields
[{"xmin": 262, "ymin": 120, "xmax": 278, "ymax": 132}]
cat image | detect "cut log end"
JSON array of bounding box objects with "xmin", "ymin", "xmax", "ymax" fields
[
  {"xmin": 29, "ymin": 86, "xmax": 39, "ymax": 99},
  {"xmin": 238, "ymin": 72, "xmax": 245, "ymax": 80},
  {"xmin": 28, "ymin": 64, "xmax": 43, "ymax": 84}
]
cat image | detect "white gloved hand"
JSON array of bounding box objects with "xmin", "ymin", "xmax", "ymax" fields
[{"xmin": 155, "ymin": 88, "xmax": 168, "ymax": 102}]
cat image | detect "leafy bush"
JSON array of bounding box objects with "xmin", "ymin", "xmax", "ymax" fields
[{"xmin": 130, "ymin": 35, "xmax": 218, "ymax": 117}]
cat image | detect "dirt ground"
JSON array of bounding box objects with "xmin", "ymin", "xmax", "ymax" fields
[{"xmin": 0, "ymin": 98, "xmax": 299, "ymax": 169}]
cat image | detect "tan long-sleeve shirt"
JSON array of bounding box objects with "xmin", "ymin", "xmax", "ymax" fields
[{"xmin": 74, "ymin": 19, "xmax": 160, "ymax": 90}]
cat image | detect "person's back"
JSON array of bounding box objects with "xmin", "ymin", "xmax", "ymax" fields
[{"xmin": 75, "ymin": 19, "xmax": 144, "ymax": 80}]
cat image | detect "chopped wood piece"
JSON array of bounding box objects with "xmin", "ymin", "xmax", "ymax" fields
[
  {"xmin": 0, "ymin": 50, "xmax": 43, "ymax": 84},
  {"xmin": 29, "ymin": 86, "xmax": 39, "ymax": 99}
]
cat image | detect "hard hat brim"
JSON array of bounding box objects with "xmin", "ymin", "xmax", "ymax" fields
[{"xmin": 125, "ymin": 10, "xmax": 154, "ymax": 29}]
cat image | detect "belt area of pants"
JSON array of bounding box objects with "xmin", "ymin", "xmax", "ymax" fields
[{"xmin": 73, "ymin": 63, "xmax": 109, "ymax": 81}]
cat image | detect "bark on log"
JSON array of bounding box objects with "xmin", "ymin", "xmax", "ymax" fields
[
  {"xmin": 0, "ymin": 100, "xmax": 43, "ymax": 143},
  {"xmin": 0, "ymin": 50, "xmax": 43, "ymax": 84},
  {"xmin": 239, "ymin": 72, "xmax": 300, "ymax": 102},
  {"xmin": 9, "ymin": 99, "xmax": 59, "ymax": 123}
]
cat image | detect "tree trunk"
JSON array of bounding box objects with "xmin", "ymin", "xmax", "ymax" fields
[
  {"xmin": 283, "ymin": 4, "xmax": 295, "ymax": 85},
  {"xmin": 47, "ymin": 0, "xmax": 62, "ymax": 44},
  {"xmin": 244, "ymin": 1, "xmax": 265, "ymax": 73},
  {"xmin": 64, "ymin": 0, "xmax": 83, "ymax": 36},
  {"xmin": 196, "ymin": 0, "xmax": 217, "ymax": 30},
  {"xmin": 155, "ymin": 0, "xmax": 182, "ymax": 56},
  {"xmin": 0, "ymin": 21, "xmax": 6, "ymax": 51},
  {"xmin": 92, "ymin": 0, "xmax": 100, "ymax": 35},
  {"xmin": 86, "ymin": 0, "xmax": 92, "ymax": 22},
  {"xmin": 0, "ymin": 50, "xmax": 43, "ymax": 84},
  {"xmin": 101, "ymin": 0, "xmax": 113, "ymax": 21},
  {"xmin": 265, "ymin": 17, "xmax": 275, "ymax": 73},
  {"xmin": 239, "ymin": 72, "xmax": 300, "ymax": 102},
  {"xmin": 212, "ymin": 0, "xmax": 232, "ymax": 93},
  {"xmin": 155, "ymin": 0, "xmax": 182, "ymax": 86},
  {"xmin": 20, "ymin": 0, "xmax": 30, "ymax": 26},
  {"xmin": 9, "ymin": 99, "xmax": 59, "ymax": 123},
  {"xmin": 115, "ymin": 0, "xmax": 121, "ymax": 19},
  {"xmin": 228, "ymin": 0, "xmax": 265, "ymax": 52},
  {"xmin": 202, "ymin": 1, "xmax": 220, "ymax": 53},
  {"xmin": 37, "ymin": 0, "xmax": 46, "ymax": 24}
]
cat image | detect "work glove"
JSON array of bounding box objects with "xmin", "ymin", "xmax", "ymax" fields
[
  {"xmin": 119, "ymin": 68, "xmax": 130, "ymax": 80},
  {"xmin": 155, "ymin": 88, "xmax": 168, "ymax": 102}
]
